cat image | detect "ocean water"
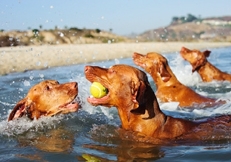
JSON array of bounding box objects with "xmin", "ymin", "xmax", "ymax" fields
[{"xmin": 1, "ymin": 47, "xmax": 231, "ymax": 161}]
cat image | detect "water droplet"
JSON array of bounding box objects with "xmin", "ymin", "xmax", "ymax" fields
[
  {"xmin": 23, "ymin": 80, "xmax": 30, "ymax": 86},
  {"xmin": 39, "ymin": 74, "xmax": 44, "ymax": 78},
  {"xmin": 59, "ymin": 32, "xmax": 64, "ymax": 37},
  {"xmin": 114, "ymin": 59, "xmax": 120, "ymax": 64},
  {"xmin": 19, "ymin": 88, "xmax": 23, "ymax": 92},
  {"xmin": 43, "ymin": 63, "xmax": 48, "ymax": 67}
]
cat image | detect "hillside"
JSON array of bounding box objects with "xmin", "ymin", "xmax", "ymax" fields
[
  {"xmin": 1, "ymin": 15, "xmax": 231, "ymax": 47},
  {"xmin": 137, "ymin": 16, "xmax": 231, "ymax": 42},
  {"xmin": 0, "ymin": 28, "xmax": 132, "ymax": 47}
]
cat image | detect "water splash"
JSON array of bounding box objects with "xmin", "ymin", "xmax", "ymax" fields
[
  {"xmin": 0, "ymin": 115, "xmax": 64, "ymax": 137},
  {"xmin": 167, "ymin": 54, "xmax": 202, "ymax": 86}
]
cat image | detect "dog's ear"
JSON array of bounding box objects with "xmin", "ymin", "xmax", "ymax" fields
[
  {"xmin": 192, "ymin": 60, "xmax": 203, "ymax": 72},
  {"xmin": 135, "ymin": 80, "xmax": 147, "ymax": 105},
  {"xmin": 131, "ymin": 81, "xmax": 147, "ymax": 113},
  {"xmin": 130, "ymin": 80, "xmax": 146, "ymax": 111},
  {"xmin": 192, "ymin": 51, "xmax": 210, "ymax": 72},
  {"xmin": 8, "ymin": 98, "xmax": 35, "ymax": 121},
  {"xmin": 131, "ymin": 80, "xmax": 159, "ymax": 118},
  {"xmin": 8, "ymin": 98, "xmax": 27, "ymax": 121},
  {"xmin": 158, "ymin": 62, "xmax": 171, "ymax": 82},
  {"xmin": 203, "ymin": 50, "xmax": 211, "ymax": 58}
]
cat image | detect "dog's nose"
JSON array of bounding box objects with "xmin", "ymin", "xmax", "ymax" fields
[
  {"xmin": 68, "ymin": 82, "xmax": 78, "ymax": 89},
  {"xmin": 180, "ymin": 47, "xmax": 188, "ymax": 53},
  {"xmin": 73, "ymin": 82, "xmax": 78, "ymax": 88},
  {"xmin": 85, "ymin": 66, "xmax": 90, "ymax": 72}
]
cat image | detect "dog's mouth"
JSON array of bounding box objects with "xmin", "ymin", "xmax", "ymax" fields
[
  {"xmin": 59, "ymin": 100, "xmax": 79, "ymax": 112},
  {"xmin": 58, "ymin": 92, "xmax": 79, "ymax": 113},
  {"xmin": 84, "ymin": 66, "xmax": 111, "ymax": 106},
  {"xmin": 87, "ymin": 81, "xmax": 110, "ymax": 106}
]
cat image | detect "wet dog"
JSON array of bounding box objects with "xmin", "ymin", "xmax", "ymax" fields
[
  {"xmin": 133, "ymin": 52, "xmax": 224, "ymax": 107},
  {"xmin": 180, "ymin": 46, "xmax": 231, "ymax": 82},
  {"xmin": 85, "ymin": 64, "xmax": 231, "ymax": 141},
  {"xmin": 8, "ymin": 80, "xmax": 79, "ymax": 121}
]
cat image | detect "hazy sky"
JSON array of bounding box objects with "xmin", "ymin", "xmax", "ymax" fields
[{"xmin": 1, "ymin": 0, "xmax": 231, "ymax": 35}]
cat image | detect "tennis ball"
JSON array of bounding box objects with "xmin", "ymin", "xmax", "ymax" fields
[{"xmin": 90, "ymin": 82, "xmax": 108, "ymax": 98}]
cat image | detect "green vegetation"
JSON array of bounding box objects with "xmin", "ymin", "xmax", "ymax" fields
[
  {"xmin": 84, "ymin": 33, "xmax": 94, "ymax": 38},
  {"xmin": 95, "ymin": 28, "xmax": 101, "ymax": 33},
  {"xmin": 69, "ymin": 27, "xmax": 83, "ymax": 32},
  {"xmin": 171, "ymin": 14, "xmax": 200, "ymax": 24},
  {"xmin": 32, "ymin": 29, "xmax": 39, "ymax": 36},
  {"xmin": 31, "ymin": 29, "xmax": 44, "ymax": 42}
]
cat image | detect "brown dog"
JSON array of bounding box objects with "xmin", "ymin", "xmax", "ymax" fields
[
  {"xmin": 85, "ymin": 64, "xmax": 231, "ymax": 141},
  {"xmin": 133, "ymin": 52, "xmax": 223, "ymax": 108},
  {"xmin": 8, "ymin": 80, "xmax": 79, "ymax": 121},
  {"xmin": 180, "ymin": 46, "xmax": 231, "ymax": 82}
]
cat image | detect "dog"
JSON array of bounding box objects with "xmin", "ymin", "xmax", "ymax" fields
[
  {"xmin": 85, "ymin": 64, "xmax": 231, "ymax": 141},
  {"xmin": 132, "ymin": 52, "xmax": 224, "ymax": 108},
  {"xmin": 180, "ymin": 46, "xmax": 231, "ymax": 82},
  {"xmin": 8, "ymin": 80, "xmax": 79, "ymax": 121}
]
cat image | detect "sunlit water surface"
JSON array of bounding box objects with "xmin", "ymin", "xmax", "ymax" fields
[{"xmin": 1, "ymin": 47, "xmax": 231, "ymax": 161}]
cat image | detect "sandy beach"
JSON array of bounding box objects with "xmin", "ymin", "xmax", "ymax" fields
[{"xmin": 1, "ymin": 42, "xmax": 231, "ymax": 75}]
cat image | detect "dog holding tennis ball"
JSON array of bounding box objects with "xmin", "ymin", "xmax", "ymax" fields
[{"xmin": 90, "ymin": 82, "xmax": 108, "ymax": 98}]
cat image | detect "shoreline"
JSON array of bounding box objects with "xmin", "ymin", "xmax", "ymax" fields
[{"xmin": 1, "ymin": 42, "xmax": 231, "ymax": 75}]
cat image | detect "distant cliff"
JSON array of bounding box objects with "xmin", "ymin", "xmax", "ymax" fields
[{"xmin": 137, "ymin": 15, "xmax": 231, "ymax": 42}]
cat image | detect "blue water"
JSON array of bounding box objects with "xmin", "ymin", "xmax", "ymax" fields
[{"xmin": 1, "ymin": 47, "xmax": 231, "ymax": 161}]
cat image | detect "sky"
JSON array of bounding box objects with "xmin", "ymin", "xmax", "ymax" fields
[{"xmin": 1, "ymin": 0, "xmax": 231, "ymax": 35}]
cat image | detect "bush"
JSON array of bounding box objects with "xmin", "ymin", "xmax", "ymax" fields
[
  {"xmin": 84, "ymin": 33, "xmax": 94, "ymax": 38},
  {"xmin": 32, "ymin": 29, "xmax": 39, "ymax": 35},
  {"xmin": 95, "ymin": 28, "xmax": 101, "ymax": 33}
]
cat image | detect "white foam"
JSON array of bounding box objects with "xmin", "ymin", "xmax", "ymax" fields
[
  {"xmin": 0, "ymin": 115, "xmax": 65, "ymax": 136},
  {"xmin": 159, "ymin": 97, "xmax": 231, "ymax": 119},
  {"xmin": 167, "ymin": 54, "xmax": 202, "ymax": 86}
]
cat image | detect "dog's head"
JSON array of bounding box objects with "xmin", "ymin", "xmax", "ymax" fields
[
  {"xmin": 85, "ymin": 64, "xmax": 154, "ymax": 118},
  {"xmin": 180, "ymin": 47, "xmax": 211, "ymax": 72},
  {"xmin": 133, "ymin": 52, "xmax": 171, "ymax": 82},
  {"xmin": 8, "ymin": 80, "xmax": 79, "ymax": 121}
]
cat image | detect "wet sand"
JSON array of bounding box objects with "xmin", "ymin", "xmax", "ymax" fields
[{"xmin": 1, "ymin": 42, "xmax": 231, "ymax": 75}]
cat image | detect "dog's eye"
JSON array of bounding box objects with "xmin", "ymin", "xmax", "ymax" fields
[
  {"xmin": 45, "ymin": 86, "xmax": 50, "ymax": 91},
  {"xmin": 108, "ymin": 69, "xmax": 115, "ymax": 73}
]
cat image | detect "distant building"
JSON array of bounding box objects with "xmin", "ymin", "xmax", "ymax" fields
[
  {"xmin": 202, "ymin": 16, "xmax": 231, "ymax": 26},
  {"xmin": 200, "ymin": 33, "xmax": 216, "ymax": 39}
]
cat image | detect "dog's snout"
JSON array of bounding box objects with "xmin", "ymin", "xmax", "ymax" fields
[
  {"xmin": 85, "ymin": 66, "xmax": 91, "ymax": 72},
  {"xmin": 73, "ymin": 82, "xmax": 78, "ymax": 89},
  {"xmin": 68, "ymin": 82, "xmax": 78, "ymax": 89},
  {"xmin": 133, "ymin": 52, "xmax": 142, "ymax": 57},
  {"xmin": 74, "ymin": 82, "xmax": 78, "ymax": 87},
  {"xmin": 180, "ymin": 47, "xmax": 188, "ymax": 53}
]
